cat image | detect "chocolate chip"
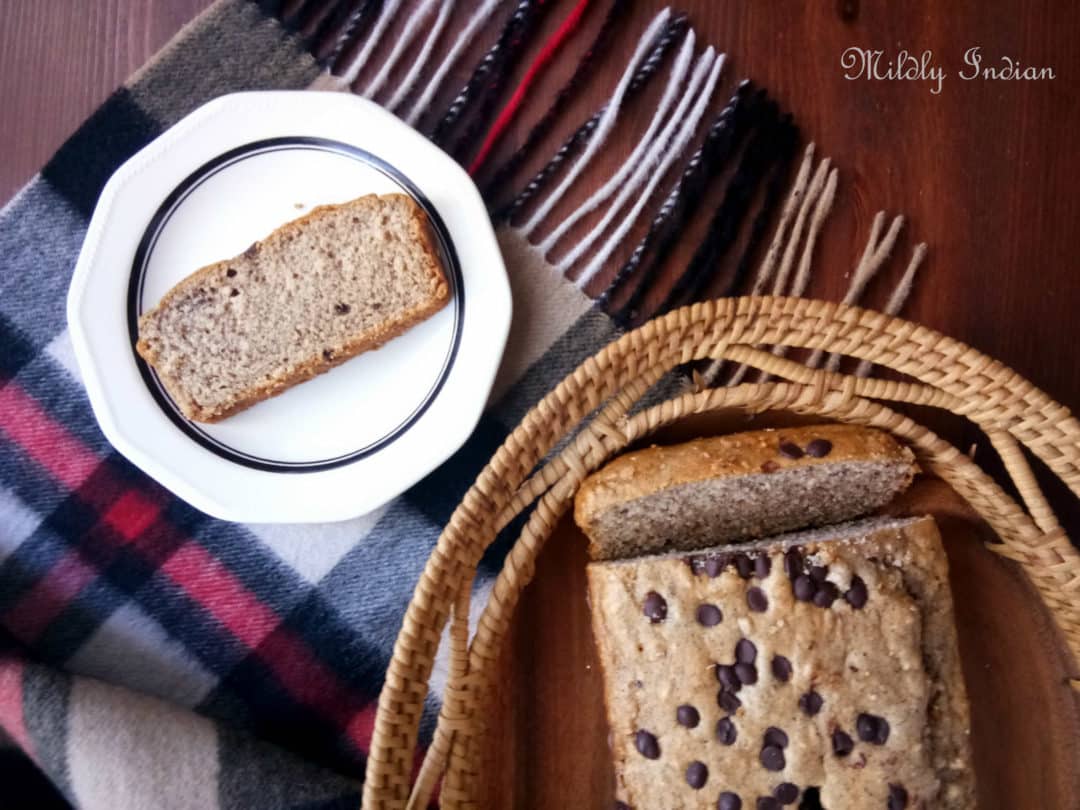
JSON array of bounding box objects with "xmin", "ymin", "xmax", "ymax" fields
[
  {"xmin": 756, "ymin": 799, "xmax": 781, "ymax": 810},
  {"xmin": 686, "ymin": 760, "xmax": 708, "ymax": 789},
  {"xmin": 887, "ymin": 784, "xmax": 909, "ymax": 810},
  {"xmin": 614, "ymin": 802, "xmax": 631, "ymax": 810},
  {"xmin": 735, "ymin": 554, "xmax": 754, "ymax": 578},
  {"xmin": 735, "ymin": 662, "xmax": 758, "ymax": 685},
  {"xmin": 704, "ymin": 556, "xmax": 725, "ymax": 577},
  {"xmin": 718, "ymin": 689, "xmax": 742, "ymax": 713},
  {"xmin": 716, "ymin": 716, "xmax": 738, "ymax": 745},
  {"xmin": 697, "ymin": 603, "xmax": 723, "ymax": 626},
  {"xmin": 778, "ymin": 441, "xmax": 804, "ymax": 459},
  {"xmin": 764, "ymin": 727, "xmax": 789, "ymax": 748},
  {"xmin": 783, "ymin": 548, "xmax": 804, "ymax": 579},
  {"xmin": 759, "ymin": 745, "xmax": 785, "ymax": 771},
  {"xmin": 322, "ymin": 349, "xmax": 334, "ymax": 361},
  {"xmin": 831, "ymin": 729, "xmax": 854, "ymax": 757},
  {"xmin": 225, "ymin": 268, "xmax": 237, "ymax": 278},
  {"xmin": 845, "ymin": 576, "xmax": 868, "ymax": 609},
  {"xmin": 736, "ymin": 638, "xmax": 758, "ymax": 663},
  {"xmin": 771, "ymin": 655, "xmax": 793, "ymax": 682},
  {"xmin": 334, "ymin": 302, "xmax": 351, "ymax": 315},
  {"xmin": 230, "ymin": 288, "xmax": 240, "ymax": 297},
  {"xmin": 634, "ymin": 729, "xmax": 660, "ymax": 759},
  {"xmin": 809, "ymin": 565, "xmax": 829, "ymax": 582},
  {"xmin": 774, "ymin": 783, "xmax": 799, "ymax": 804},
  {"xmin": 856, "ymin": 713, "xmax": 890, "ymax": 744},
  {"xmin": 676, "ymin": 704, "xmax": 700, "ymax": 728},
  {"xmin": 760, "ymin": 460, "xmax": 780, "ymax": 474},
  {"xmin": 800, "ymin": 787, "xmax": 823, "ymax": 810},
  {"xmin": 812, "ymin": 581, "xmax": 839, "ymax": 608},
  {"xmin": 755, "ymin": 555, "xmax": 772, "ymax": 578},
  {"xmin": 747, "ymin": 587, "xmax": 768, "ymax": 612},
  {"xmin": 805, "ymin": 438, "xmax": 833, "ymax": 457},
  {"xmin": 799, "ymin": 690, "xmax": 823, "ymax": 716},
  {"xmin": 793, "ymin": 575, "xmax": 817, "ymax": 601},
  {"xmin": 716, "ymin": 665, "xmax": 742, "ymax": 691},
  {"xmin": 643, "ymin": 591, "xmax": 667, "ymax": 623},
  {"xmin": 718, "ymin": 792, "xmax": 742, "ymax": 810}
]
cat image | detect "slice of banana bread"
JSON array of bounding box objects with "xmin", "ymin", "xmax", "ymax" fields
[
  {"xmin": 136, "ymin": 193, "xmax": 449, "ymax": 422},
  {"xmin": 587, "ymin": 516, "xmax": 975, "ymax": 810},
  {"xmin": 575, "ymin": 425, "xmax": 917, "ymax": 561}
]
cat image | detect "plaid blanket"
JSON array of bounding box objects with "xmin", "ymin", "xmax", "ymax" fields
[{"xmin": 0, "ymin": 1, "xmax": 830, "ymax": 806}]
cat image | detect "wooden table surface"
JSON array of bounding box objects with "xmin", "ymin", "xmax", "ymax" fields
[{"xmin": 3, "ymin": 0, "xmax": 1079, "ymax": 804}]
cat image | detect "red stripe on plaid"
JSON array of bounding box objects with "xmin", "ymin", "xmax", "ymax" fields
[
  {"xmin": 162, "ymin": 544, "xmax": 373, "ymax": 750},
  {"xmin": 0, "ymin": 384, "xmax": 100, "ymax": 490},
  {"xmin": 0, "ymin": 655, "xmax": 34, "ymax": 760},
  {"xmin": 103, "ymin": 490, "xmax": 164, "ymax": 541},
  {"xmin": 344, "ymin": 700, "xmax": 377, "ymax": 753},
  {"xmin": 257, "ymin": 627, "xmax": 368, "ymax": 743},
  {"xmin": 3, "ymin": 551, "xmax": 97, "ymax": 644},
  {"xmin": 160, "ymin": 543, "xmax": 280, "ymax": 649}
]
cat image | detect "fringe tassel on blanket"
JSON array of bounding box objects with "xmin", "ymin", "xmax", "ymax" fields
[{"xmin": 259, "ymin": 0, "xmax": 926, "ymax": 360}]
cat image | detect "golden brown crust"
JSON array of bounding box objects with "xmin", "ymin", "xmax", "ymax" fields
[
  {"xmin": 135, "ymin": 193, "xmax": 449, "ymax": 422},
  {"xmin": 574, "ymin": 424, "xmax": 917, "ymax": 556}
]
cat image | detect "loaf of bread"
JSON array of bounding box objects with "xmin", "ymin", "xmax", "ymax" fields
[
  {"xmin": 137, "ymin": 193, "xmax": 449, "ymax": 422},
  {"xmin": 587, "ymin": 516, "xmax": 976, "ymax": 810},
  {"xmin": 575, "ymin": 425, "xmax": 917, "ymax": 560}
]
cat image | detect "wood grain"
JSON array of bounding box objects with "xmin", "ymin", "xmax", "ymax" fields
[{"xmin": 0, "ymin": 0, "xmax": 215, "ymax": 203}]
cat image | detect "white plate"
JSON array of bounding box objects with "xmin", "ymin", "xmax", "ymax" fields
[{"xmin": 67, "ymin": 92, "xmax": 511, "ymax": 523}]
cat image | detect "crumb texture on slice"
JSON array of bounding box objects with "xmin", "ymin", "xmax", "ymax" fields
[
  {"xmin": 587, "ymin": 516, "xmax": 976, "ymax": 810},
  {"xmin": 136, "ymin": 193, "xmax": 449, "ymax": 422},
  {"xmin": 575, "ymin": 425, "xmax": 917, "ymax": 560}
]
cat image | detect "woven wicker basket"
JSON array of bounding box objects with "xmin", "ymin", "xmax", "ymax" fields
[{"xmin": 361, "ymin": 296, "xmax": 1080, "ymax": 809}]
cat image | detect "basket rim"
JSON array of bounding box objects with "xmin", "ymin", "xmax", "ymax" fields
[{"xmin": 362, "ymin": 296, "xmax": 1080, "ymax": 809}]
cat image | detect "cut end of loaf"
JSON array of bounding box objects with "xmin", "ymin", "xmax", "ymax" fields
[
  {"xmin": 575, "ymin": 425, "xmax": 917, "ymax": 561},
  {"xmin": 136, "ymin": 193, "xmax": 449, "ymax": 422}
]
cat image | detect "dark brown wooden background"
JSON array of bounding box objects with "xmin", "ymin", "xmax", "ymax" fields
[{"xmin": 2, "ymin": 0, "xmax": 1079, "ymax": 805}]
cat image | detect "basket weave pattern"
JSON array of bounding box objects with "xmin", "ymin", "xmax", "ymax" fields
[{"xmin": 361, "ymin": 297, "xmax": 1080, "ymax": 809}]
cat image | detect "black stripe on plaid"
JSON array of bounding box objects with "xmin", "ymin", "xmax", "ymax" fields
[
  {"xmin": 41, "ymin": 88, "xmax": 163, "ymax": 219},
  {"xmin": 0, "ymin": 315, "xmax": 35, "ymax": 384},
  {"xmin": 204, "ymin": 638, "xmax": 369, "ymax": 774}
]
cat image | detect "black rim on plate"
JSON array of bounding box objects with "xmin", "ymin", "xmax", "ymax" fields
[{"xmin": 127, "ymin": 137, "xmax": 465, "ymax": 474}]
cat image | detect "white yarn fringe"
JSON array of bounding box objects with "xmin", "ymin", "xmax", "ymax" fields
[
  {"xmin": 534, "ymin": 29, "xmax": 697, "ymax": 255},
  {"xmin": 853, "ymin": 242, "xmax": 926, "ymax": 377},
  {"xmin": 769, "ymin": 158, "xmax": 831, "ymax": 296},
  {"xmin": 385, "ymin": 0, "xmax": 456, "ymax": 113},
  {"xmin": 785, "ymin": 167, "xmax": 838, "ymax": 299},
  {"xmin": 572, "ymin": 50, "xmax": 724, "ymax": 286},
  {"xmin": 363, "ymin": 0, "xmax": 444, "ymax": 100},
  {"xmin": 750, "ymin": 144, "xmax": 816, "ymax": 295},
  {"xmin": 404, "ymin": 0, "xmax": 503, "ymax": 127},
  {"xmin": 518, "ymin": 8, "xmax": 674, "ymax": 240},
  {"xmin": 336, "ymin": 0, "xmax": 405, "ymax": 86}
]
